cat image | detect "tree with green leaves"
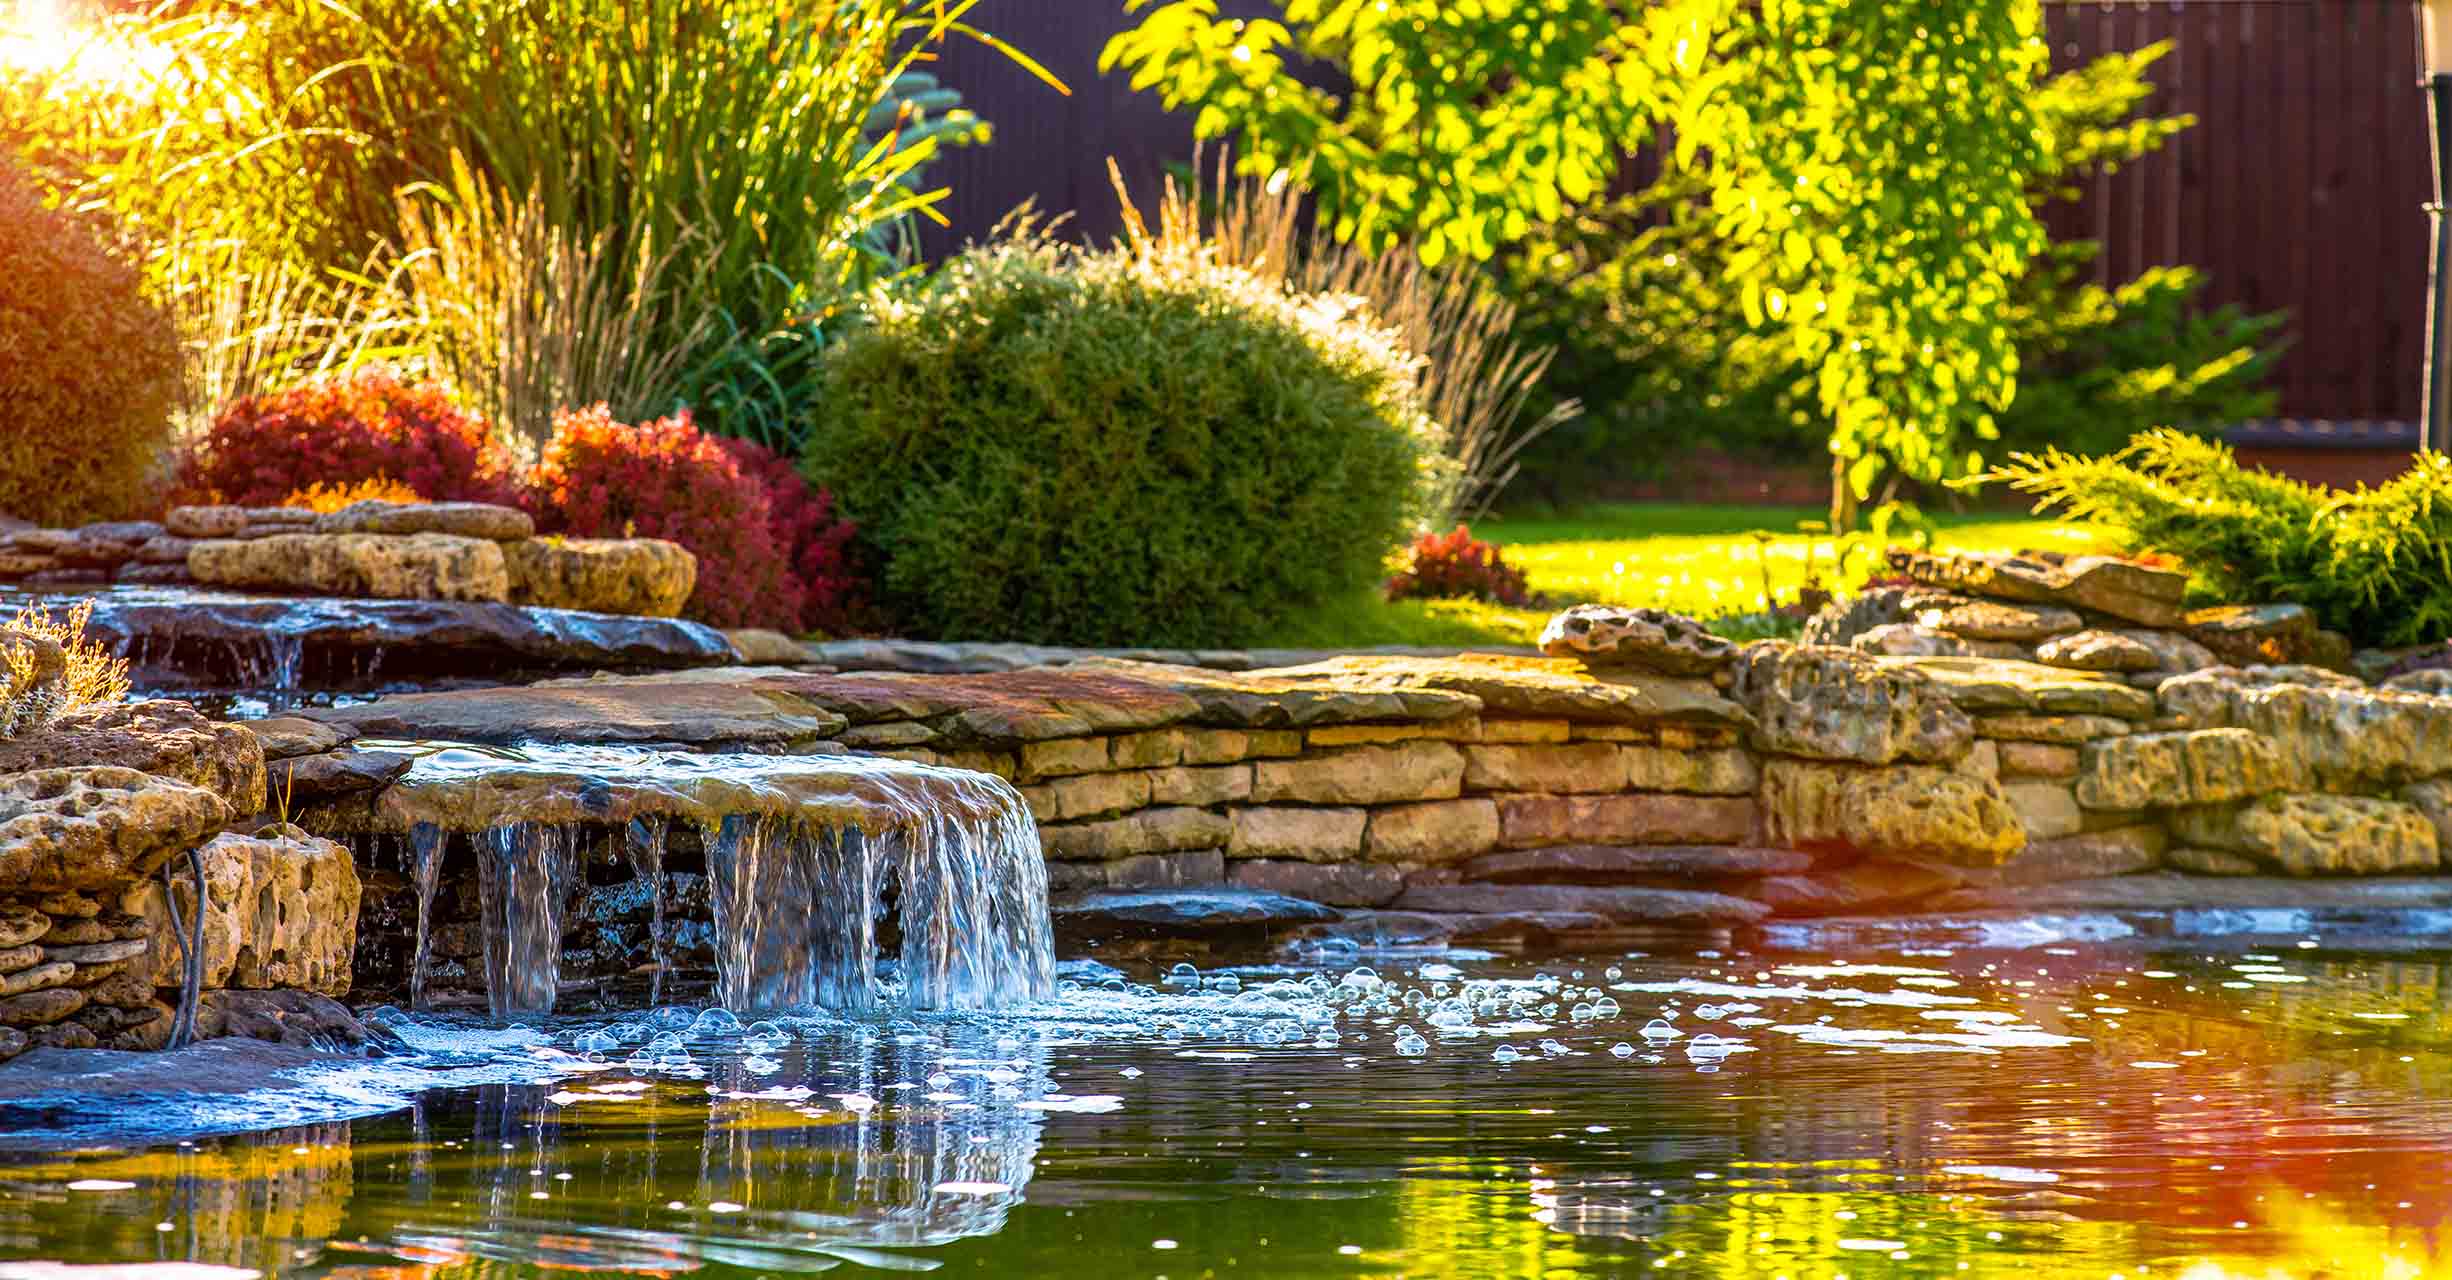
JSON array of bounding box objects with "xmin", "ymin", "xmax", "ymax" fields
[{"xmin": 1104, "ymin": 0, "xmax": 2052, "ymax": 527}]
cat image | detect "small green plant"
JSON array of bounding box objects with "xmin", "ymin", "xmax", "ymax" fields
[
  {"xmin": 1990, "ymin": 430, "xmax": 2452, "ymax": 647},
  {"xmin": 803, "ymin": 220, "xmax": 1437, "ymax": 647}
]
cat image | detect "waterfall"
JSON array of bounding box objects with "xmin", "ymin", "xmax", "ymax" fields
[
  {"xmin": 408, "ymin": 823, "xmax": 446, "ymax": 1011},
  {"xmin": 476, "ymin": 823, "xmax": 577, "ymax": 1017},
  {"xmin": 348, "ymin": 745, "xmax": 1056, "ymax": 1018}
]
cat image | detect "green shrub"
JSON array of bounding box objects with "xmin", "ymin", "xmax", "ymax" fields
[
  {"xmin": 1992, "ymin": 430, "xmax": 2452, "ymax": 647},
  {"xmin": 0, "ymin": 161, "xmax": 181, "ymax": 525},
  {"xmin": 802, "ymin": 234, "xmax": 1438, "ymax": 646}
]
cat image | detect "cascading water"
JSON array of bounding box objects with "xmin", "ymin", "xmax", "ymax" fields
[
  {"xmin": 324, "ymin": 743, "xmax": 1056, "ymax": 1018},
  {"xmin": 407, "ymin": 823, "xmax": 446, "ymax": 1011}
]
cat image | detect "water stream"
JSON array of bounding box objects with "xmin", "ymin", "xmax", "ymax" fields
[{"xmin": 335, "ymin": 743, "xmax": 1056, "ymax": 1019}]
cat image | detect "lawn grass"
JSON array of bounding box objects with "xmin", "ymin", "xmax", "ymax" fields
[{"xmin": 1282, "ymin": 501, "xmax": 2095, "ymax": 651}]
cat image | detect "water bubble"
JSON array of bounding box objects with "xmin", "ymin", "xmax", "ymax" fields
[
  {"xmin": 1570, "ymin": 1003, "xmax": 1596, "ymax": 1022},
  {"xmin": 1341, "ymin": 966, "xmax": 1382, "ymax": 989},
  {"xmin": 1610, "ymin": 1042, "xmax": 1636, "ymax": 1058},
  {"xmin": 1164, "ymin": 963, "xmax": 1201, "ymax": 985},
  {"xmin": 1591, "ymin": 996, "xmax": 1621, "ymax": 1018},
  {"xmin": 1393, "ymin": 1029, "xmax": 1429, "ymax": 1057},
  {"xmin": 1640, "ymin": 1018, "xmax": 1683, "ymax": 1042},
  {"xmin": 573, "ymin": 1027, "xmax": 623, "ymax": 1054},
  {"xmin": 1209, "ymin": 975, "xmax": 1243, "ymax": 994},
  {"xmin": 1492, "ymin": 1044, "xmax": 1523, "ymax": 1063},
  {"xmin": 363, "ymin": 1005, "xmax": 413, "ymax": 1028},
  {"xmin": 742, "ymin": 1020, "xmax": 789, "ymax": 1052},
  {"xmin": 612, "ymin": 1022, "xmax": 655, "ymax": 1044},
  {"xmin": 927, "ymin": 1071, "xmax": 957, "ymax": 1090},
  {"xmin": 1686, "ymin": 1034, "xmax": 1734, "ymax": 1062},
  {"xmin": 742, "ymin": 1055, "xmax": 782, "ymax": 1076},
  {"xmin": 1695, "ymin": 1003, "xmax": 1727, "ymax": 1022},
  {"xmin": 688, "ymin": 1008, "xmax": 744, "ymax": 1038},
  {"xmin": 1605, "ymin": 966, "xmax": 1624, "ymax": 980}
]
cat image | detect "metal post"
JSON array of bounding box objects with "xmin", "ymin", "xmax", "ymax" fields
[{"xmin": 2426, "ymin": 72, "xmax": 2452, "ymax": 454}]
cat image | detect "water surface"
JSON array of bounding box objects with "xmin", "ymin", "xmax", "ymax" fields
[{"xmin": 3, "ymin": 929, "xmax": 2447, "ymax": 1279}]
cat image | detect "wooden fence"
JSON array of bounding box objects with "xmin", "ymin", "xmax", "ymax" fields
[{"xmin": 921, "ymin": 0, "xmax": 2434, "ymax": 423}]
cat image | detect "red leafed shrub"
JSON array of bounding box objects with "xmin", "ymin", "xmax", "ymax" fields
[
  {"xmin": 174, "ymin": 369, "xmax": 521, "ymax": 508},
  {"xmin": 715, "ymin": 436, "xmax": 871, "ymax": 635},
  {"xmin": 525, "ymin": 406, "xmax": 802, "ymax": 630},
  {"xmin": 1384, "ymin": 525, "xmax": 1540, "ymax": 607}
]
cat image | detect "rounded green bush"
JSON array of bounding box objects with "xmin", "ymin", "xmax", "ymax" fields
[
  {"xmin": 0, "ymin": 162, "xmax": 183, "ymax": 526},
  {"xmin": 802, "ymin": 237, "xmax": 1438, "ymax": 646}
]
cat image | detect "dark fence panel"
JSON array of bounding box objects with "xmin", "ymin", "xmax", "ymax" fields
[{"xmin": 928, "ymin": 0, "xmax": 2433, "ymax": 421}]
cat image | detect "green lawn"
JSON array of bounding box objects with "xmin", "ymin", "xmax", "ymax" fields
[{"xmin": 1281, "ymin": 502, "xmax": 2095, "ymax": 650}]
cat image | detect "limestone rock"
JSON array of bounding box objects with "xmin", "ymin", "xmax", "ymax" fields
[
  {"xmin": 726, "ymin": 628, "xmax": 817, "ymax": 665},
  {"xmin": 1850, "ymin": 623, "xmax": 1975, "ymax": 659},
  {"xmin": 2201, "ymin": 683, "xmax": 2452, "ymax": 787},
  {"xmin": 0, "ymin": 767, "xmax": 230, "ymax": 893},
  {"xmin": 2157, "ymin": 665, "xmax": 2366, "ymax": 728},
  {"xmin": 1146, "ymin": 764, "xmax": 1253, "ymax": 808},
  {"xmin": 2122, "ymin": 628, "xmax": 2220, "ymax": 675},
  {"xmin": 1745, "ymin": 861, "xmax": 1964, "ymax": 917},
  {"xmin": 0, "ymin": 1025, "xmax": 23, "ymax": 1062},
  {"xmin": 503, "ymin": 537, "xmax": 696, "ymax": 617},
  {"xmin": 1955, "ymin": 825, "xmax": 2167, "ymax": 888},
  {"xmin": 1105, "ymin": 849, "xmax": 1227, "ymax": 890},
  {"xmin": 1038, "ymin": 807, "xmax": 1230, "ymax": 861},
  {"xmin": 2383, "ymin": 669, "xmax": 2452, "ymax": 699},
  {"xmin": 245, "ymin": 717, "xmax": 351, "ymax": 760},
  {"xmin": 2033, "ymin": 630, "xmax": 2162, "ymax": 674},
  {"xmin": 1460, "ymin": 742, "xmax": 1625, "ymax": 794},
  {"xmin": 2404, "ymin": 779, "xmax": 2452, "ymax": 851},
  {"xmin": 1912, "ymin": 598, "xmax": 2082, "ymax": 643},
  {"xmin": 133, "ymin": 535, "xmax": 194, "ymax": 565},
  {"xmin": 55, "ymin": 520, "xmax": 163, "ymax": 568},
  {"xmin": 2001, "ymin": 779, "xmax": 2084, "ymax": 840},
  {"xmin": 1227, "ymin": 806, "xmax": 1368, "ymax": 862},
  {"xmin": 1240, "ymin": 653, "xmax": 1747, "ymax": 731},
  {"xmin": 0, "ymin": 961, "xmax": 74, "ymax": 997},
  {"xmin": 1972, "ymin": 713, "xmax": 2134, "ymax": 745},
  {"xmin": 268, "ymin": 749, "xmax": 413, "ymax": 803},
  {"xmin": 164, "ymin": 505, "xmax": 250, "ymax": 538},
  {"xmin": 194, "ymin": 989, "xmax": 380, "ymax": 1048},
  {"xmin": 1998, "ymin": 741, "xmax": 2080, "ymax": 779},
  {"xmin": 2167, "ymin": 846, "xmax": 2264, "ymax": 876},
  {"xmin": 1050, "ymin": 887, "xmax": 1337, "ymax": 939},
  {"xmin": 1253, "ymin": 742, "xmax": 1465, "ymax": 805},
  {"xmin": 0, "ymin": 700, "xmax": 266, "ymax": 816},
  {"xmin": 1623, "ymin": 745, "xmax": 1760, "ymax": 795},
  {"xmin": 2172, "ymin": 793, "xmax": 2439, "ymax": 875},
  {"xmin": 2076, "ymin": 728, "xmax": 2291, "ymax": 811},
  {"xmin": 315, "ymin": 499, "xmax": 534, "ymax": 541},
  {"xmin": 1228, "ymin": 859, "xmax": 1404, "ymax": 907},
  {"xmin": 1494, "ymin": 793, "xmax": 1756, "ymax": 849},
  {"xmin": 1760, "ymin": 759, "xmax": 2024, "ymax": 867},
  {"xmin": 0, "ymin": 907, "xmax": 47, "ymax": 949},
  {"xmin": 1537, "ymin": 605, "xmax": 1736, "ymax": 676},
  {"xmin": 190, "ymin": 532, "xmax": 511, "ymax": 602},
  {"xmin": 1459, "ymin": 844, "xmax": 1812, "ymax": 884},
  {"xmin": 2186, "ymin": 603, "xmax": 2318, "ymax": 667},
  {"xmin": 122, "ymin": 824, "xmax": 360, "ymax": 995},
  {"xmin": 1366, "ymin": 798, "xmax": 1500, "ymax": 864},
  {"xmin": 1888, "ymin": 549, "xmax": 2188, "ymax": 628},
  {"xmin": 1390, "ymin": 882, "xmax": 1768, "ymax": 924},
  {"xmin": 1885, "ymin": 656, "xmax": 2158, "ymax": 719},
  {"xmin": 0, "ymin": 987, "xmax": 84, "ymax": 1026},
  {"xmin": 1729, "ymin": 643, "xmax": 1972, "ymax": 765}
]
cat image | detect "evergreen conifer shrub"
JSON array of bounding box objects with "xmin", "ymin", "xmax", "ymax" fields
[{"xmin": 802, "ymin": 236, "xmax": 1438, "ymax": 646}]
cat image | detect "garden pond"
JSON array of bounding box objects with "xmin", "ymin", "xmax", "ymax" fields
[{"xmin": 3, "ymin": 922, "xmax": 2449, "ymax": 1279}]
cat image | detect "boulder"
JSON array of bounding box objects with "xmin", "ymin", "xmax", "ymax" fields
[
  {"xmin": 2076, "ymin": 728, "xmax": 2291, "ymax": 811},
  {"xmin": 1493, "ymin": 792, "xmax": 1756, "ymax": 849},
  {"xmin": 2033, "ymin": 630, "xmax": 2162, "ymax": 674},
  {"xmin": 1850, "ymin": 623, "xmax": 1977, "ymax": 659},
  {"xmin": 245, "ymin": 717, "xmax": 352, "ymax": 760},
  {"xmin": 1744, "ymin": 861, "xmax": 1964, "ymax": 917},
  {"xmin": 267, "ymin": 749, "xmax": 414, "ymax": 803},
  {"xmin": 0, "ymin": 767, "xmax": 230, "ymax": 893},
  {"xmin": 163, "ymin": 506, "xmax": 251, "ymax": 538},
  {"xmin": 0, "ymin": 987, "xmax": 84, "ymax": 1027},
  {"xmin": 54, "ymin": 521, "xmax": 164, "ymax": 568},
  {"xmin": 190, "ymin": 532, "xmax": 511, "ymax": 602},
  {"xmin": 1759, "ymin": 759, "xmax": 2025, "ymax": 867},
  {"xmin": 1239, "ymin": 653, "xmax": 1746, "ymax": 730},
  {"xmin": 1228, "ymin": 860, "xmax": 1405, "ymax": 907},
  {"xmin": 133, "ymin": 535, "xmax": 195, "ymax": 565},
  {"xmin": 2383, "ymin": 668, "xmax": 2452, "ymax": 698},
  {"xmin": 1253, "ymin": 742, "xmax": 1465, "ymax": 805},
  {"xmin": 1882, "ymin": 656, "xmax": 2157, "ymax": 719},
  {"xmin": 1888, "ymin": 549, "xmax": 2189, "ymax": 628},
  {"xmin": 314, "ymin": 499, "xmax": 534, "ymax": 541},
  {"xmin": 1459, "ymin": 844, "xmax": 1812, "ymax": 883},
  {"xmin": 1911, "ymin": 598, "xmax": 2083, "ymax": 643},
  {"xmin": 2404, "ymin": 779, "xmax": 2452, "ymax": 851},
  {"xmin": 121, "ymin": 824, "xmax": 360, "ymax": 995},
  {"xmin": 1389, "ymin": 881, "xmax": 1768, "ymax": 924},
  {"xmin": 1365, "ymin": 798, "xmax": 1501, "ymax": 864},
  {"xmin": 1227, "ymin": 806, "xmax": 1368, "ymax": 862},
  {"xmin": 0, "ymin": 700, "xmax": 265, "ymax": 816},
  {"xmin": 1537, "ymin": 605, "xmax": 1737, "ymax": 676},
  {"xmin": 727, "ymin": 628, "xmax": 818, "ymax": 665},
  {"xmin": 2172, "ymin": 793, "xmax": 2439, "ymax": 875},
  {"xmin": 2185, "ymin": 603, "xmax": 2318, "ymax": 667},
  {"xmin": 1728, "ymin": 643, "xmax": 1972, "ymax": 764},
  {"xmin": 502, "ymin": 537, "xmax": 696, "ymax": 617},
  {"xmin": 194, "ymin": 988, "xmax": 382, "ymax": 1049},
  {"xmin": 2166, "ymin": 679, "xmax": 2452, "ymax": 787},
  {"xmin": 1049, "ymin": 887, "xmax": 1338, "ymax": 939},
  {"xmin": 1953, "ymin": 825, "xmax": 2167, "ymax": 888}
]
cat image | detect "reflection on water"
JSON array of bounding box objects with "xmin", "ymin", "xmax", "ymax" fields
[{"xmin": 5, "ymin": 936, "xmax": 2452, "ymax": 1278}]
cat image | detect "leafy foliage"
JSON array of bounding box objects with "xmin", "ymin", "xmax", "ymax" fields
[
  {"xmin": 714, "ymin": 436, "xmax": 871, "ymax": 637},
  {"xmin": 1991, "ymin": 431, "xmax": 2452, "ymax": 647},
  {"xmin": 802, "ymin": 228, "xmax": 1437, "ymax": 646},
  {"xmin": 0, "ymin": 600, "xmax": 131, "ymax": 740},
  {"xmin": 1105, "ymin": 0, "xmax": 2050, "ymax": 511},
  {"xmin": 525, "ymin": 407, "xmax": 806, "ymax": 632},
  {"xmin": 281, "ymin": 477, "xmax": 427, "ymax": 514},
  {"xmin": 1384, "ymin": 526, "xmax": 1541, "ymax": 608},
  {"xmin": 173, "ymin": 369, "xmax": 522, "ymax": 509},
  {"xmin": 1497, "ymin": 40, "xmax": 2281, "ymax": 505},
  {"xmin": 0, "ymin": 158, "xmax": 182, "ymax": 526}
]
